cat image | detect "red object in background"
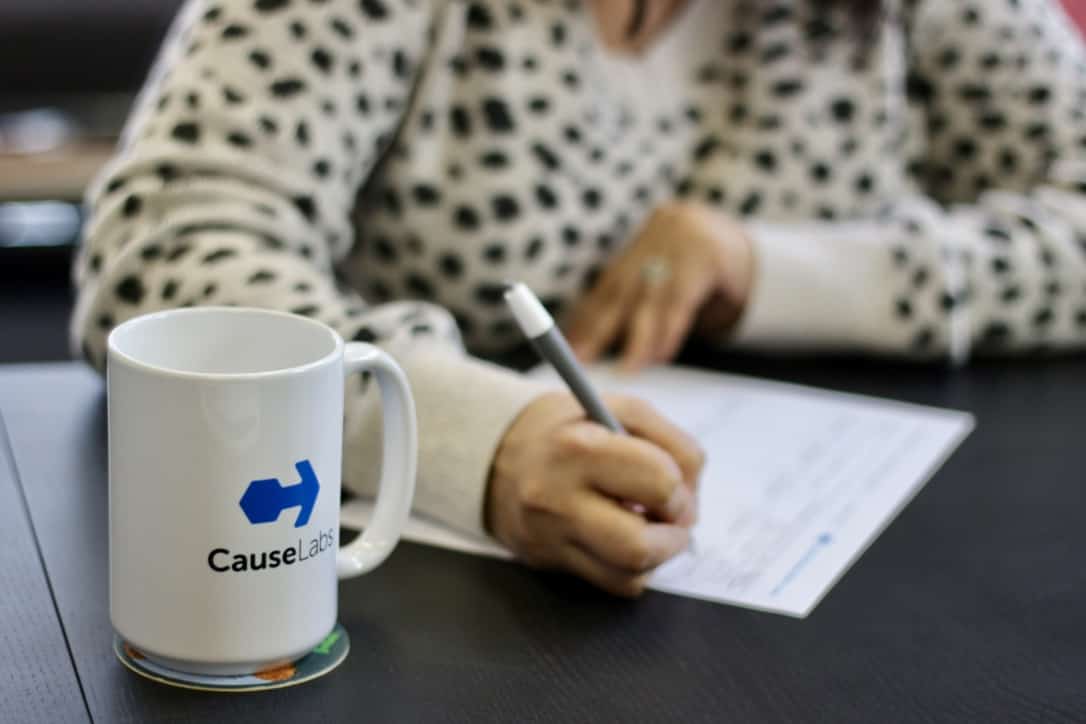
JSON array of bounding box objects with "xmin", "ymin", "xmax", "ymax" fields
[{"xmin": 1064, "ymin": 0, "xmax": 1086, "ymax": 34}]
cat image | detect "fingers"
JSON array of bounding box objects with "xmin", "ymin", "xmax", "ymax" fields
[
  {"xmin": 608, "ymin": 395, "xmax": 706, "ymax": 489},
  {"xmin": 490, "ymin": 387, "xmax": 704, "ymax": 598},
  {"xmin": 621, "ymin": 264, "xmax": 708, "ymax": 372},
  {"xmin": 657, "ymin": 289, "xmax": 702, "ymax": 365},
  {"xmin": 560, "ymin": 543, "xmax": 651, "ymax": 598},
  {"xmin": 565, "ymin": 426, "xmax": 691, "ymax": 521},
  {"xmin": 573, "ymin": 267, "xmax": 707, "ymax": 369},
  {"xmin": 567, "ymin": 280, "xmax": 633, "ymax": 363},
  {"xmin": 564, "ymin": 494, "xmax": 690, "ymax": 574},
  {"xmin": 620, "ymin": 297, "xmax": 663, "ymax": 374}
]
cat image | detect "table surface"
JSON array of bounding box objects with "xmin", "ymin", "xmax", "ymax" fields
[
  {"xmin": 3, "ymin": 354, "xmax": 1086, "ymax": 723},
  {"xmin": 0, "ymin": 405, "xmax": 87, "ymax": 723}
]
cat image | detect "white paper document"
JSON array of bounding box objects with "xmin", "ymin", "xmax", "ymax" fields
[{"xmin": 343, "ymin": 365, "xmax": 973, "ymax": 618}]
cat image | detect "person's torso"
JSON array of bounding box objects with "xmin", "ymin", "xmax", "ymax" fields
[{"xmin": 344, "ymin": 0, "xmax": 928, "ymax": 352}]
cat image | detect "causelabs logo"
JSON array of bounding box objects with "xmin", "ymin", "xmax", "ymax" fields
[
  {"xmin": 207, "ymin": 460, "xmax": 336, "ymax": 573},
  {"xmin": 240, "ymin": 459, "xmax": 320, "ymax": 527}
]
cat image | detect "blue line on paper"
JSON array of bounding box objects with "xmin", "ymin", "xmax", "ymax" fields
[{"xmin": 770, "ymin": 532, "xmax": 833, "ymax": 597}]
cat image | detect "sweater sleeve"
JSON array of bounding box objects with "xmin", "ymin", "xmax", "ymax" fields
[
  {"xmin": 72, "ymin": 0, "xmax": 546, "ymax": 537},
  {"xmin": 734, "ymin": 0, "xmax": 1086, "ymax": 360}
]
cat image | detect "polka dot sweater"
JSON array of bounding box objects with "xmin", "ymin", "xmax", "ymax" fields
[{"xmin": 74, "ymin": 0, "xmax": 1086, "ymax": 536}]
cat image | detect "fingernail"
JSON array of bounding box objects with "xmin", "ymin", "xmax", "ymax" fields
[
  {"xmin": 667, "ymin": 485, "xmax": 691, "ymax": 520},
  {"xmin": 644, "ymin": 524, "xmax": 690, "ymax": 556},
  {"xmin": 683, "ymin": 496, "xmax": 699, "ymax": 527}
]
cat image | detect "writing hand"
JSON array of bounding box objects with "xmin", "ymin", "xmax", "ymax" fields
[{"xmin": 486, "ymin": 391, "xmax": 704, "ymax": 597}]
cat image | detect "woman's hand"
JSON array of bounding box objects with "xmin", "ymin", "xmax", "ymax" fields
[
  {"xmin": 486, "ymin": 391, "xmax": 704, "ymax": 597},
  {"xmin": 566, "ymin": 202, "xmax": 755, "ymax": 372}
]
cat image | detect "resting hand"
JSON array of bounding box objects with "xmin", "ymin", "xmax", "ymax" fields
[
  {"xmin": 486, "ymin": 391, "xmax": 704, "ymax": 597},
  {"xmin": 566, "ymin": 202, "xmax": 754, "ymax": 372}
]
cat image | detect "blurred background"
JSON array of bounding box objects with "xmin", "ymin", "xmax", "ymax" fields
[
  {"xmin": 0, "ymin": 0, "xmax": 183, "ymax": 363},
  {"xmin": 0, "ymin": 0, "xmax": 1083, "ymax": 365}
]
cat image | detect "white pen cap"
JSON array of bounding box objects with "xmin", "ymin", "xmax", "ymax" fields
[{"xmin": 504, "ymin": 282, "xmax": 554, "ymax": 339}]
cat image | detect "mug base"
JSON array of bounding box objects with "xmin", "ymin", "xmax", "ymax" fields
[
  {"xmin": 114, "ymin": 623, "xmax": 350, "ymax": 692},
  {"xmin": 141, "ymin": 651, "xmax": 301, "ymax": 677}
]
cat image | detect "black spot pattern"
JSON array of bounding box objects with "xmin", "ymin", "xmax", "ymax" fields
[
  {"xmin": 358, "ymin": 0, "xmax": 388, "ymax": 21},
  {"xmin": 171, "ymin": 122, "xmax": 201, "ymax": 144},
  {"xmin": 482, "ymin": 98, "xmax": 515, "ymax": 132},
  {"xmin": 466, "ymin": 2, "xmax": 493, "ymax": 30},
  {"xmin": 115, "ymin": 276, "xmax": 145, "ymax": 305},
  {"xmin": 73, "ymin": 0, "xmax": 1086, "ymax": 394},
  {"xmin": 491, "ymin": 194, "xmax": 520, "ymax": 222},
  {"xmin": 255, "ymin": 0, "xmax": 290, "ymax": 13},
  {"xmin": 271, "ymin": 78, "xmax": 306, "ymax": 97},
  {"xmin": 311, "ymin": 47, "xmax": 334, "ymax": 74},
  {"xmin": 122, "ymin": 195, "xmax": 143, "ymax": 218}
]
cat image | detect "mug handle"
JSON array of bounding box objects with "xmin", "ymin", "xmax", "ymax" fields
[{"xmin": 336, "ymin": 342, "xmax": 418, "ymax": 578}]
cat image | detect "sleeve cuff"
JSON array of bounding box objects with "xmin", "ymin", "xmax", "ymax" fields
[
  {"xmin": 342, "ymin": 343, "xmax": 548, "ymax": 539},
  {"xmin": 731, "ymin": 221, "xmax": 899, "ymax": 351}
]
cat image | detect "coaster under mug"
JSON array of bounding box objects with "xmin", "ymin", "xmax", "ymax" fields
[{"xmin": 114, "ymin": 623, "xmax": 350, "ymax": 692}]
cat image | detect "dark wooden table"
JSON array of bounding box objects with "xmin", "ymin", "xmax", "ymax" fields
[
  {"xmin": 0, "ymin": 398, "xmax": 86, "ymax": 723},
  {"xmin": 3, "ymin": 355, "xmax": 1086, "ymax": 723}
]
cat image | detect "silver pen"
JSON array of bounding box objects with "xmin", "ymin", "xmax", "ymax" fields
[
  {"xmin": 504, "ymin": 282, "xmax": 699, "ymax": 556},
  {"xmin": 504, "ymin": 282, "xmax": 624, "ymax": 432}
]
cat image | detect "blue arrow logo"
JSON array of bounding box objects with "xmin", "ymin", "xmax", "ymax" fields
[{"xmin": 239, "ymin": 460, "xmax": 320, "ymax": 528}]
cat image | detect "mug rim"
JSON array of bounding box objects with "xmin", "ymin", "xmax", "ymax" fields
[{"xmin": 107, "ymin": 306, "xmax": 344, "ymax": 381}]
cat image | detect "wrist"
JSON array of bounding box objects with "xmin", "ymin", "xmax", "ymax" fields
[
  {"xmin": 484, "ymin": 391, "xmax": 552, "ymax": 540},
  {"xmin": 688, "ymin": 205, "xmax": 756, "ymax": 338},
  {"xmin": 712, "ymin": 209, "xmax": 755, "ymax": 309}
]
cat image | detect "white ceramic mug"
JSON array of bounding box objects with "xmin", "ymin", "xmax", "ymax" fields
[{"xmin": 107, "ymin": 307, "xmax": 417, "ymax": 675}]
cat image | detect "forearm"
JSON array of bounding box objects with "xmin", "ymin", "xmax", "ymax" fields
[
  {"xmin": 730, "ymin": 186, "xmax": 1086, "ymax": 361},
  {"xmin": 342, "ymin": 341, "xmax": 549, "ymax": 537}
]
